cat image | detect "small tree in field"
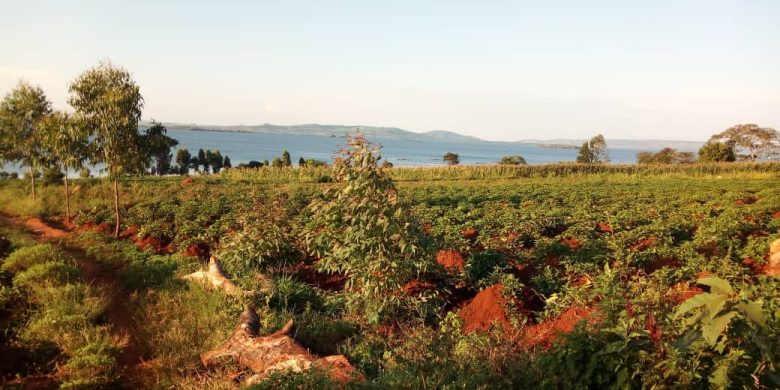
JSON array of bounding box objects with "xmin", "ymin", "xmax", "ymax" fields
[
  {"xmin": 305, "ymin": 134, "xmax": 433, "ymax": 323},
  {"xmin": 443, "ymin": 152, "xmax": 460, "ymax": 165},
  {"xmin": 282, "ymin": 150, "xmax": 292, "ymax": 167},
  {"xmin": 176, "ymin": 148, "xmax": 192, "ymax": 174},
  {"xmin": 69, "ymin": 62, "xmax": 144, "ymax": 237},
  {"xmin": 577, "ymin": 134, "xmax": 609, "ymax": 163},
  {"xmin": 140, "ymin": 121, "xmax": 178, "ymax": 175},
  {"xmin": 708, "ymin": 124, "xmax": 779, "ymax": 161},
  {"xmin": 499, "ymin": 155, "xmax": 527, "ymax": 165},
  {"xmin": 40, "ymin": 111, "xmax": 89, "ymax": 222},
  {"xmin": 0, "ymin": 81, "xmax": 52, "ymax": 199},
  {"xmin": 698, "ymin": 142, "xmax": 736, "ymax": 162}
]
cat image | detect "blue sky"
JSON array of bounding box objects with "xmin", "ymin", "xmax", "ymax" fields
[{"xmin": 1, "ymin": 0, "xmax": 778, "ymax": 141}]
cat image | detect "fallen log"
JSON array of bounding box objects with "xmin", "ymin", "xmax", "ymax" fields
[
  {"xmin": 182, "ymin": 256, "xmax": 248, "ymax": 296},
  {"xmin": 202, "ymin": 307, "xmax": 361, "ymax": 384}
]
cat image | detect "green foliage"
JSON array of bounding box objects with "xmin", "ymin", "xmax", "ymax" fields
[
  {"xmin": 499, "ymin": 155, "xmax": 527, "ymax": 165},
  {"xmin": 577, "ymin": 134, "xmax": 609, "ymax": 163},
  {"xmin": 709, "ymin": 124, "xmax": 780, "ymax": 161},
  {"xmin": 637, "ymin": 147, "xmax": 694, "ymax": 164},
  {"xmin": 698, "ymin": 142, "xmax": 736, "ymax": 163},
  {"xmin": 305, "ymin": 134, "xmax": 433, "ymax": 323},
  {"xmin": 443, "ymin": 151, "xmax": 460, "ymax": 165},
  {"xmin": 1, "ymin": 243, "xmax": 70, "ymax": 273},
  {"xmin": 12, "ymin": 261, "xmax": 80, "ymax": 290},
  {"xmin": 140, "ymin": 121, "xmax": 178, "ymax": 175}
]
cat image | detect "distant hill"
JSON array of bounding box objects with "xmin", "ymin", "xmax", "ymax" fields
[
  {"xmin": 155, "ymin": 122, "xmax": 482, "ymax": 143},
  {"xmin": 518, "ymin": 138, "xmax": 704, "ymax": 151},
  {"xmin": 148, "ymin": 121, "xmax": 705, "ymax": 150}
]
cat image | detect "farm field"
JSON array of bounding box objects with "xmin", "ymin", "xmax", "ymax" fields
[{"xmin": 1, "ymin": 160, "xmax": 780, "ymax": 389}]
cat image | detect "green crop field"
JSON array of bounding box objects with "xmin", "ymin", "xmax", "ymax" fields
[{"xmin": 2, "ymin": 153, "xmax": 779, "ymax": 388}]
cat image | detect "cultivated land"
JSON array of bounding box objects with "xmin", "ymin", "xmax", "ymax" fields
[{"xmin": 1, "ymin": 163, "xmax": 780, "ymax": 389}]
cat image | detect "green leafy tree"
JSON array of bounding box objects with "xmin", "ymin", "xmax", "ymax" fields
[
  {"xmin": 282, "ymin": 150, "xmax": 292, "ymax": 167},
  {"xmin": 299, "ymin": 157, "xmax": 306, "ymax": 167},
  {"xmin": 209, "ymin": 150, "xmax": 224, "ymax": 173},
  {"xmin": 140, "ymin": 121, "xmax": 178, "ymax": 175},
  {"xmin": 197, "ymin": 149, "xmax": 207, "ymax": 172},
  {"xmin": 0, "ymin": 81, "xmax": 52, "ymax": 199},
  {"xmin": 263, "ymin": 159, "xmax": 269, "ymax": 167},
  {"xmin": 577, "ymin": 134, "xmax": 609, "ymax": 163},
  {"xmin": 223, "ymin": 155, "xmax": 231, "ymax": 169},
  {"xmin": 708, "ymin": 124, "xmax": 780, "ymax": 161},
  {"xmin": 499, "ymin": 155, "xmax": 527, "ymax": 165},
  {"xmin": 305, "ymin": 134, "xmax": 433, "ymax": 323},
  {"xmin": 698, "ymin": 142, "xmax": 736, "ymax": 162},
  {"xmin": 443, "ymin": 152, "xmax": 460, "ymax": 165},
  {"xmin": 39, "ymin": 111, "xmax": 89, "ymax": 221},
  {"xmin": 636, "ymin": 148, "xmax": 694, "ymax": 164},
  {"xmin": 175, "ymin": 148, "xmax": 192, "ymax": 175},
  {"xmin": 271, "ymin": 157, "xmax": 285, "ymax": 168},
  {"xmin": 69, "ymin": 62, "xmax": 144, "ymax": 237}
]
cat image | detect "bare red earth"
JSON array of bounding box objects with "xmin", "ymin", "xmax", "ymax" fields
[
  {"xmin": 596, "ymin": 223, "xmax": 613, "ymax": 233},
  {"xmin": 643, "ymin": 257, "xmax": 680, "ymax": 274},
  {"xmin": 461, "ymin": 228, "xmax": 478, "ymax": 240},
  {"xmin": 521, "ymin": 306, "xmax": 596, "ymax": 348},
  {"xmin": 561, "ymin": 237, "xmax": 582, "ymax": 250},
  {"xmin": 630, "ymin": 237, "xmax": 656, "ymax": 252},
  {"xmin": 669, "ymin": 282, "xmax": 705, "ymax": 304},
  {"xmin": 772, "ymin": 211, "xmax": 780, "ymax": 219},
  {"xmin": 402, "ymin": 279, "xmax": 436, "ymax": 295},
  {"xmin": 436, "ymin": 250, "xmax": 465, "ymax": 272},
  {"xmin": 459, "ymin": 284, "xmax": 515, "ymax": 335}
]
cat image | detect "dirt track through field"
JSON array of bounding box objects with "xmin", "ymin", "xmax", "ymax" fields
[{"xmin": 0, "ymin": 214, "xmax": 146, "ymax": 388}]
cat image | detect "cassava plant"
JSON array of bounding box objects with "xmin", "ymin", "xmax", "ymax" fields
[{"xmin": 305, "ymin": 133, "xmax": 433, "ymax": 324}]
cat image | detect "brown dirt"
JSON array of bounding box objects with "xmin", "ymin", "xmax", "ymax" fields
[
  {"xmin": 561, "ymin": 237, "xmax": 581, "ymax": 250},
  {"xmin": 520, "ymin": 306, "xmax": 596, "ymax": 349},
  {"xmin": 78, "ymin": 222, "xmax": 113, "ymax": 235},
  {"xmin": 630, "ymin": 237, "xmax": 656, "ymax": 252},
  {"xmin": 182, "ymin": 242, "xmax": 210, "ymax": 259},
  {"xmin": 436, "ymin": 250, "xmax": 465, "ymax": 272},
  {"xmin": 458, "ymin": 284, "xmax": 516, "ymax": 335},
  {"xmin": 596, "ymin": 223, "xmax": 613, "ymax": 233},
  {"xmin": 772, "ymin": 211, "xmax": 780, "ymax": 219},
  {"xmin": 294, "ymin": 263, "xmax": 348, "ymax": 291},
  {"xmin": 402, "ymin": 279, "xmax": 436, "ymax": 295},
  {"xmin": 461, "ymin": 228, "xmax": 478, "ymax": 240},
  {"xmin": 1, "ymin": 214, "xmax": 146, "ymax": 388},
  {"xmin": 736, "ymin": 195, "xmax": 758, "ymax": 205},
  {"xmin": 669, "ymin": 282, "xmax": 705, "ymax": 304},
  {"xmin": 643, "ymin": 257, "xmax": 680, "ymax": 274}
]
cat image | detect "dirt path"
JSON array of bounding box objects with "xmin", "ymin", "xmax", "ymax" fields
[{"xmin": 0, "ymin": 214, "xmax": 146, "ymax": 388}]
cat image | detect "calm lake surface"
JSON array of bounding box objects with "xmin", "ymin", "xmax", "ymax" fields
[
  {"xmin": 166, "ymin": 130, "xmax": 642, "ymax": 166},
  {"xmin": 2, "ymin": 130, "xmax": 649, "ymax": 174}
]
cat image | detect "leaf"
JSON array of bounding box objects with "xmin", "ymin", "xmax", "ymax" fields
[
  {"xmin": 737, "ymin": 302, "xmax": 766, "ymax": 327},
  {"xmin": 702, "ymin": 311, "xmax": 737, "ymax": 346},
  {"xmin": 676, "ymin": 292, "xmax": 720, "ymax": 318},
  {"xmin": 696, "ymin": 277, "xmax": 733, "ymax": 295}
]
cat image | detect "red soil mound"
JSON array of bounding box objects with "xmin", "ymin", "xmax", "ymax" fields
[
  {"xmin": 736, "ymin": 195, "xmax": 758, "ymax": 205},
  {"xmin": 561, "ymin": 237, "xmax": 581, "ymax": 250},
  {"xmin": 183, "ymin": 243, "xmax": 210, "ymax": 259},
  {"xmin": 630, "ymin": 237, "xmax": 656, "ymax": 252},
  {"xmin": 119, "ymin": 226, "xmax": 139, "ymax": 240},
  {"xmin": 596, "ymin": 223, "xmax": 613, "ymax": 233},
  {"xmin": 402, "ymin": 279, "xmax": 436, "ymax": 295},
  {"xmin": 459, "ymin": 284, "xmax": 515, "ymax": 335},
  {"xmin": 135, "ymin": 236, "xmax": 171, "ymax": 254},
  {"xmin": 669, "ymin": 282, "xmax": 705, "ymax": 304},
  {"xmin": 521, "ymin": 306, "xmax": 595, "ymax": 348},
  {"xmin": 772, "ymin": 211, "xmax": 780, "ymax": 219},
  {"xmin": 294, "ymin": 264, "xmax": 347, "ymax": 291},
  {"xmin": 462, "ymin": 228, "xmax": 478, "ymax": 240},
  {"xmin": 79, "ymin": 222, "xmax": 113, "ymax": 235},
  {"xmin": 181, "ymin": 177, "xmax": 194, "ymax": 187},
  {"xmin": 436, "ymin": 250, "xmax": 465, "ymax": 272}
]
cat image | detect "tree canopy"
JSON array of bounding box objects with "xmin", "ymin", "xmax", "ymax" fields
[
  {"xmin": 499, "ymin": 155, "xmax": 527, "ymax": 165},
  {"xmin": 698, "ymin": 142, "xmax": 736, "ymax": 163},
  {"xmin": 708, "ymin": 124, "xmax": 779, "ymax": 161},
  {"xmin": 443, "ymin": 152, "xmax": 460, "ymax": 165},
  {"xmin": 636, "ymin": 148, "xmax": 694, "ymax": 164},
  {"xmin": 576, "ymin": 134, "xmax": 609, "ymax": 164}
]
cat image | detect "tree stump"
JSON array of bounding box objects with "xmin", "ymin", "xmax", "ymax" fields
[{"xmin": 202, "ymin": 307, "xmax": 361, "ymax": 384}]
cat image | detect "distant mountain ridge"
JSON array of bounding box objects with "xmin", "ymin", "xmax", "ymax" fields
[
  {"xmin": 156, "ymin": 122, "xmax": 482, "ymax": 143},
  {"xmin": 148, "ymin": 121, "xmax": 705, "ymax": 150}
]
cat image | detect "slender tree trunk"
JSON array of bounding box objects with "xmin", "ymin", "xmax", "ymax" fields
[
  {"xmin": 64, "ymin": 169, "xmax": 70, "ymax": 222},
  {"xmin": 30, "ymin": 165, "xmax": 36, "ymax": 200},
  {"xmin": 113, "ymin": 178, "xmax": 120, "ymax": 237}
]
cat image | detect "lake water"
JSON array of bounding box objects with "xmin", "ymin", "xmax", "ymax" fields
[
  {"xmin": 1, "ymin": 130, "xmax": 649, "ymax": 175},
  {"xmin": 166, "ymin": 130, "xmax": 642, "ymax": 166}
]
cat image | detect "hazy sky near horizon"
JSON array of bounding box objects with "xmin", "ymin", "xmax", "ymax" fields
[{"xmin": 1, "ymin": 1, "xmax": 778, "ymax": 142}]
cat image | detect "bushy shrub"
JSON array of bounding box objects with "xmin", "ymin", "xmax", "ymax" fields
[
  {"xmin": 1, "ymin": 243, "xmax": 70, "ymax": 273},
  {"xmin": 12, "ymin": 261, "xmax": 80, "ymax": 291}
]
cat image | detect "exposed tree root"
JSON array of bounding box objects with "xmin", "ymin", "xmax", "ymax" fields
[
  {"xmin": 181, "ymin": 256, "xmax": 248, "ymax": 296},
  {"xmin": 202, "ymin": 307, "xmax": 361, "ymax": 385}
]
